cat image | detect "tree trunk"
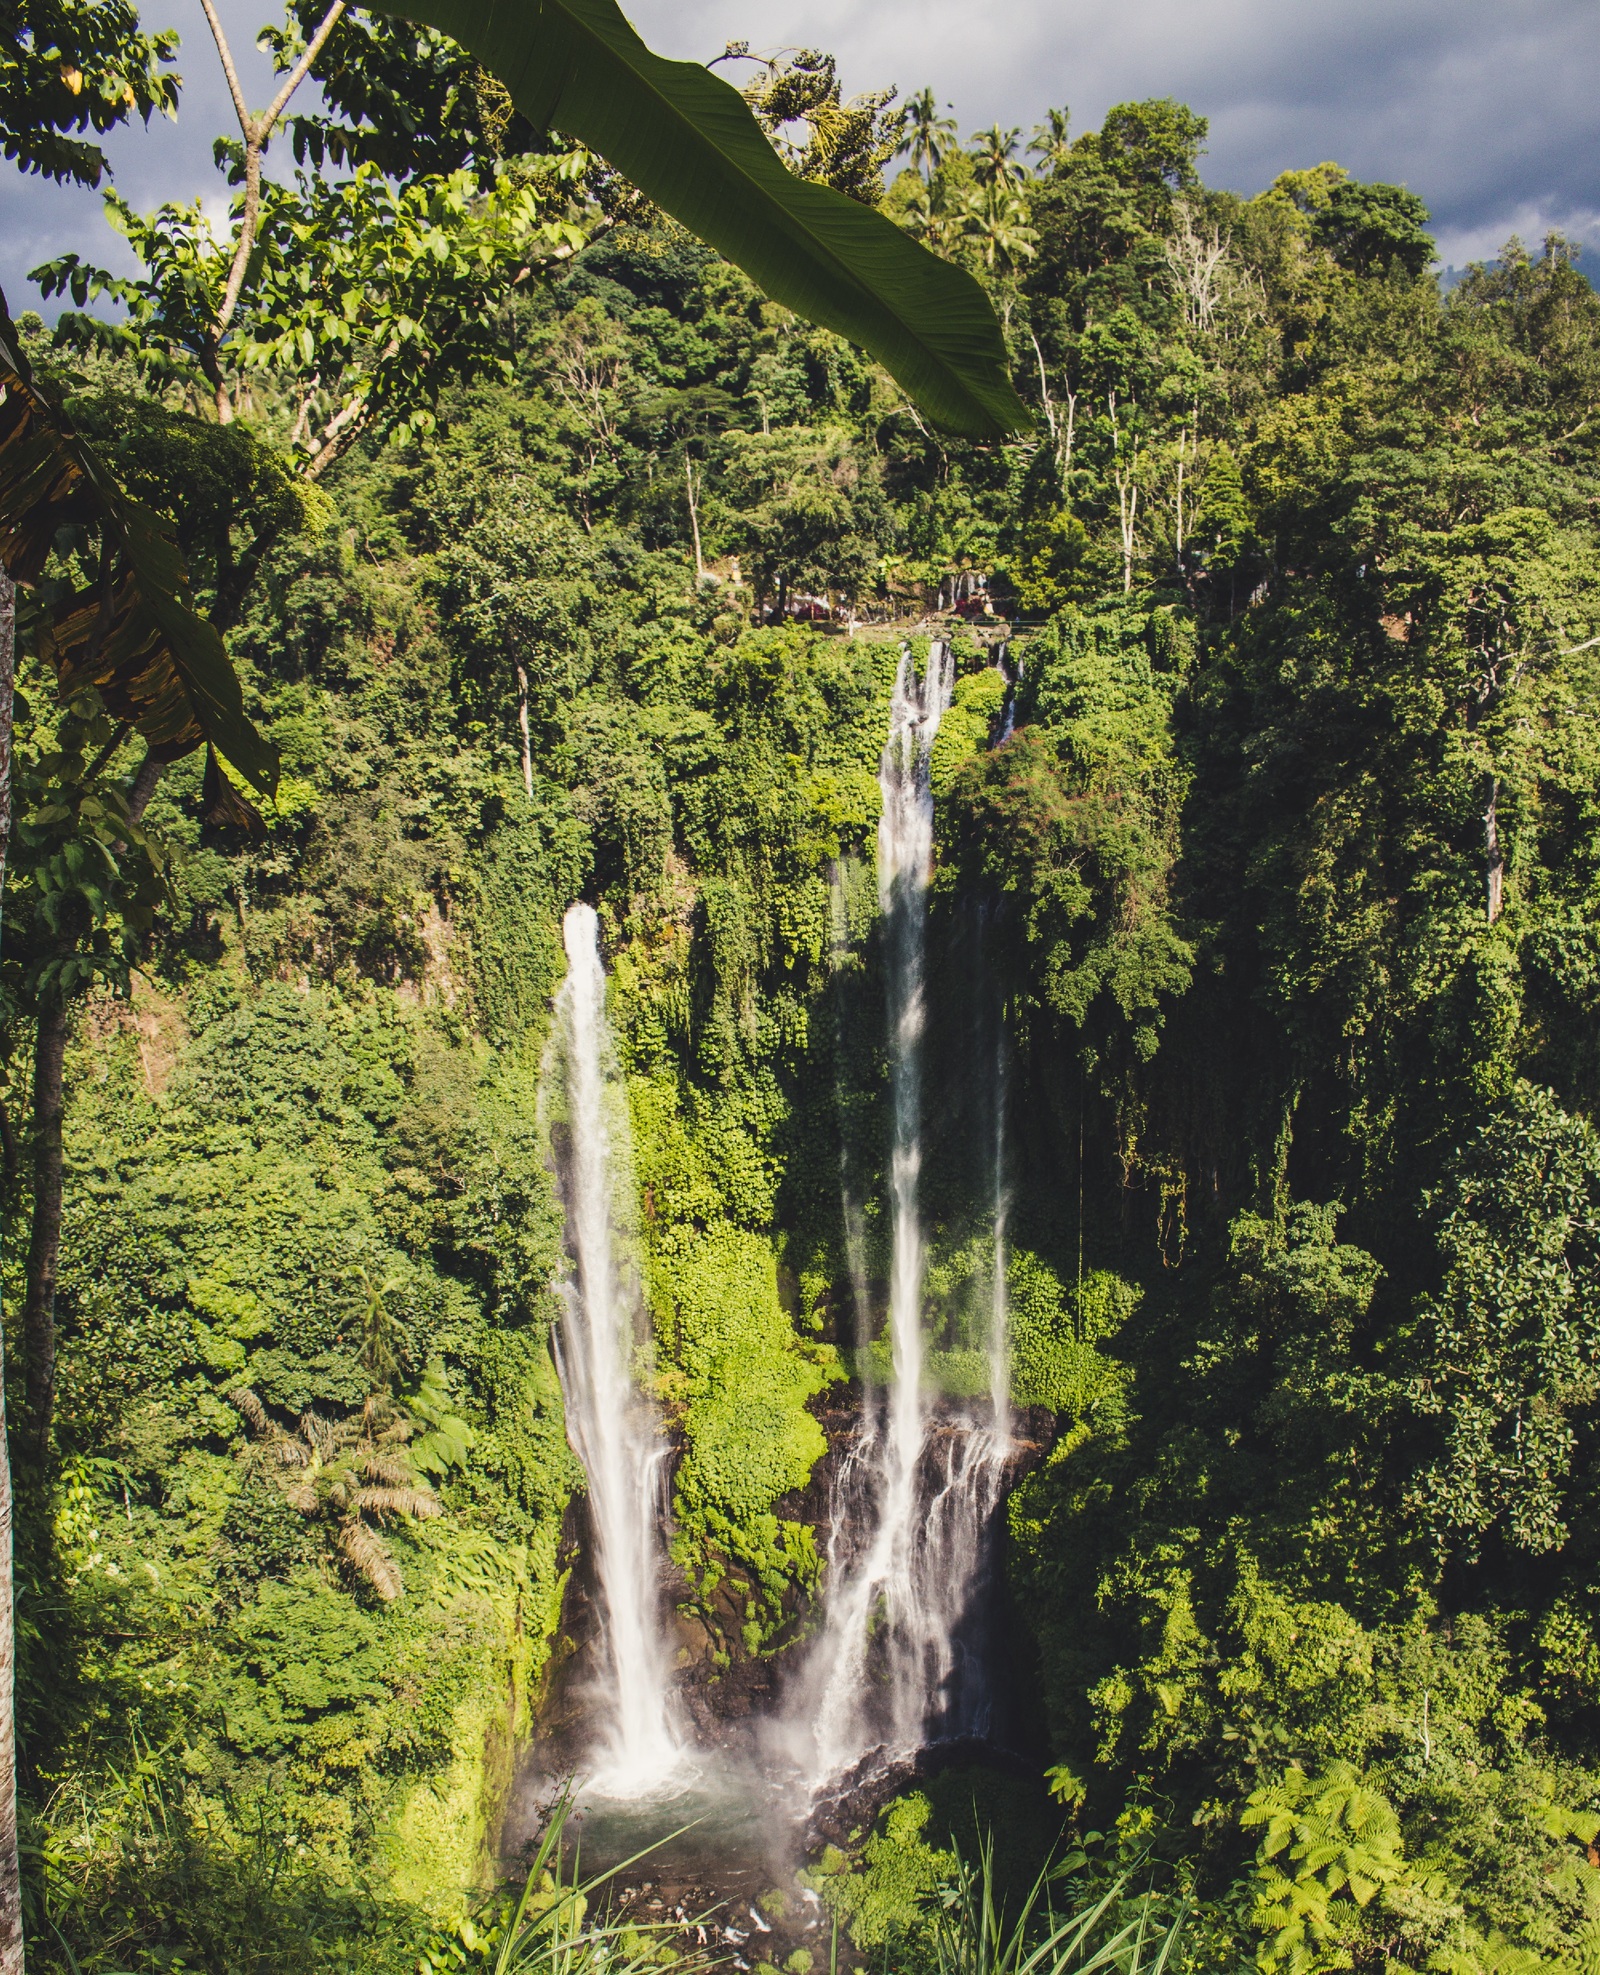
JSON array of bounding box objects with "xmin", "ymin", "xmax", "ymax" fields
[
  {"xmin": 22, "ymin": 997, "xmax": 67, "ymax": 1464},
  {"xmin": 685, "ymin": 457, "xmax": 705, "ymax": 585},
  {"xmin": 0, "ymin": 563, "xmax": 26, "ymax": 1973},
  {"xmin": 514, "ymin": 667, "xmax": 534, "ymax": 802},
  {"xmin": 16, "ymin": 746, "xmax": 163, "ymax": 1474},
  {"xmin": 127, "ymin": 749, "xmax": 163, "ymax": 826},
  {"xmin": 1486, "ymin": 776, "xmax": 1504, "ymax": 924}
]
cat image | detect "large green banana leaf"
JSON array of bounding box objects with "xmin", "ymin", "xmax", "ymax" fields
[
  {"xmin": 0, "ymin": 293, "xmax": 278, "ymax": 795},
  {"xmin": 365, "ymin": 0, "xmax": 1032, "ymax": 440}
]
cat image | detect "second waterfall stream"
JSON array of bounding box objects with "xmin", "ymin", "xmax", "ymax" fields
[
  {"xmin": 546, "ymin": 902, "xmax": 682, "ymax": 1797},
  {"xmin": 787, "ymin": 640, "xmax": 1012, "ymax": 1789}
]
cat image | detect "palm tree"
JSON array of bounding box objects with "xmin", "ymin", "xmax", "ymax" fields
[
  {"xmin": 970, "ymin": 123, "xmax": 1025, "ymax": 193},
  {"xmin": 898, "ymin": 85, "xmax": 959, "ymax": 181},
  {"xmin": 1030, "ymin": 107, "xmax": 1072, "ymax": 175},
  {"xmin": 901, "ymin": 173, "xmax": 957, "ymax": 252},
  {"xmin": 230, "ymin": 1384, "xmax": 442, "ymax": 1603},
  {"xmin": 958, "ymin": 183, "xmax": 1037, "ymax": 279}
]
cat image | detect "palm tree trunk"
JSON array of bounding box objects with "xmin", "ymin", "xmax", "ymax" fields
[
  {"xmin": 0, "ymin": 563, "xmax": 26, "ymax": 1972},
  {"xmin": 22, "ymin": 996, "xmax": 67, "ymax": 1465},
  {"xmin": 16, "ymin": 747, "xmax": 168, "ymax": 1453},
  {"xmin": 15, "ymin": 750, "xmax": 170, "ymax": 1457}
]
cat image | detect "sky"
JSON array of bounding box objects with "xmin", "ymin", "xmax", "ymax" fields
[{"xmin": 6, "ymin": 0, "xmax": 1599, "ymax": 317}]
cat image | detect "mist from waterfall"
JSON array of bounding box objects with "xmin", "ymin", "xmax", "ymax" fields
[{"xmin": 547, "ymin": 903, "xmax": 682, "ymax": 1796}]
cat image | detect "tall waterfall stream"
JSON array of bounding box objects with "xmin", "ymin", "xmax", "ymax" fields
[
  {"xmin": 784, "ymin": 642, "xmax": 1011, "ymax": 1788},
  {"xmin": 533, "ymin": 645, "xmax": 1024, "ymax": 1895},
  {"xmin": 546, "ymin": 902, "xmax": 682, "ymax": 1797}
]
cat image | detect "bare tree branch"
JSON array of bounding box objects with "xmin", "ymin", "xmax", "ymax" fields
[{"xmin": 200, "ymin": 0, "xmax": 348, "ymax": 416}]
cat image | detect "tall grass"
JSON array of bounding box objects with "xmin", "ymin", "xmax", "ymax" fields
[
  {"xmin": 931, "ymin": 1831, "xmax": 1186, "ymax": 1975},
  {"xmin": 422, "ymin": 1799, "xmax": 715, "ymax": 1975}
]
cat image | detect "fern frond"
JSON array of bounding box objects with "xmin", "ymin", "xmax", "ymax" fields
[
  {"xmin": 299, "ymin": 1410, "xmax": 343, "ymax": 1458},
  {"xmin": 337, "ymin": 1518, "xmax": 403, "ymax": 1600},
  {"xmin": 361, "ymin": 1455, "xmax": 415, "ymax": 1488},
  {"xmin": 284, "ymin": 1483, "xmax": 318, "ymax": 1515},
  {"xmin": 227, "ymin": 1387, "xmax": 270, "ymax": 1437},
  {"xmin": 358, "ymin": 1485, "xmax": 441, "ymax": 1521}
]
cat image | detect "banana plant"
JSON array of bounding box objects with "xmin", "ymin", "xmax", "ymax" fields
[
  {"xmin": 364, "ymin": 0, "xmax": 1032, "ymax": 442},
  {"xmin": 0, "ymin": 295, "xmax": 278, "ymax": 796}
]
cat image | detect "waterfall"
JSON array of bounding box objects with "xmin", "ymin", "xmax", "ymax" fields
[
  {"xmin": 547, "ymin": 903, "xmax": 682, "ymax": 1796},
  {"xmin": 830, "ymin": 863, "xmax": 875, "ymax": 1363},
  {"xmin": 793, "ymin": 640, "xmax": 1018, "ymax": 1785},
  {"xmin": 989, "ymin": 1021, "xmax": 1012, "ymax": 1441},
  {"xmin": 997, "ymin": 641, "xmax": 1016, "ymax": 744}
]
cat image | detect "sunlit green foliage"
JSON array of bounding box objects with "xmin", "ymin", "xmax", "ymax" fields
[{"xmin": 14, "ymin": 66, "xmax": 1600, "ymax": 1975}]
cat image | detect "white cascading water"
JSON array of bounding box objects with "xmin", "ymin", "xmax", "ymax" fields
[
  {"xmin": 790, "ymin": 641, "xmax": 1015, "ymax": 1784},
  {"xmin": 548, "ymin": 903, "xmax": 682, "ymax": 1795},
  {"xmin": 989, "ymin": 1022, "xmax": 1013, "ymax": 1441}
]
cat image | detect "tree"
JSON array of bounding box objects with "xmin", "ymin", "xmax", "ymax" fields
[
  {"xmin": 956, "ymin": 180, "xmax": 1036, "ymax": 282},
  {"xmin": 44, "ymin": 149, "xmax": 589, "ymax": 476},
  {"xmin": 1314, "ymin": 179, "xmax": 1434, "ymax": 279},
  {"xmin": 898, "ymin": 86, "xmax": 957, "ymax": 182},
  {"xmin": 39, "ymin": 0, "xmax": 591, "ymax": 477},
  {"xmin": 1096, "ymin": 97, "xmax": 1207, "ymax": 212},
  {"xmin": 969, "ymin": 123, "xmax": 1024, "ymax": 194},
  {"xmin": 0, "ymin": 0, "xmax": 177, "ymax": 187},
  {"xmin": 8, "ymin": 686, "xmax": 168, "ymax": 1463},
  {"xmin": 1402, "ymin": 1084, "xmax": 1600, "ymax": 1560},
  {"xmin": 1029, "ymin": 107, "xmax": 1071, "ymax": 176},
  {"xmin": 722, "ymin": 425, "xmax": 886, "ymax": 617}
]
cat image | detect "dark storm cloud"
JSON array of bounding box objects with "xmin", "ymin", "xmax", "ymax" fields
[
  {"xmin": 6, "ymin": 0, "xmax": 1598, "ymax": 316},
  {"xmin": 630, "ymin": 0, "xmax": 1600, "ymax": 264}
]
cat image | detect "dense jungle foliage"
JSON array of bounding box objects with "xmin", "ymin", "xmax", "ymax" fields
[{"xmin": 9, "ymin": 49, "xmax": 1600, "ymax": 1975}]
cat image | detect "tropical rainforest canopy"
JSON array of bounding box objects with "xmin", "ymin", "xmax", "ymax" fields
[{"xmin": 5, "ymin": 4, "xmax": 1600, "ymax": 1970}]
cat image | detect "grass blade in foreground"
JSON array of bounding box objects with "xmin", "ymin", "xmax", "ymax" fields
[{"xmin": 364, "ymin": 0, "xmax": 1032, "ymax": 441}]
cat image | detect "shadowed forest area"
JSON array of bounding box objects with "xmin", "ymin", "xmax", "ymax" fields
[{"xmin": 6, "ymin": 19, "xmax": 1600, "ymax": 1971}]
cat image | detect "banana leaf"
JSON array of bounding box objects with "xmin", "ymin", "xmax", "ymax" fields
[
  {"xmin": 0, "ymin": 292, "xmax": 278, "ymax": 795},
  {"xmin": 365, "ymin": 0, "xmax": 1032, "ymax": 441}
]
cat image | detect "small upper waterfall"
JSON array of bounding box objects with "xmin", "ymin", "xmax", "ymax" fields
[
  {"xmin": 790, "ymin": 640, "xmax": 1018, "ymax": 1785},
  {"xmin": 547, "ymin": 903, "xmax": 682, "ymax": 1795}
]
